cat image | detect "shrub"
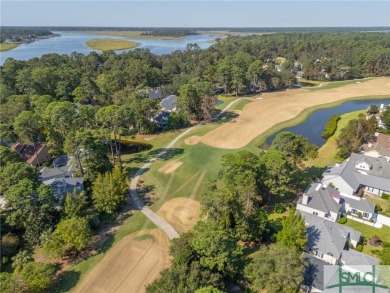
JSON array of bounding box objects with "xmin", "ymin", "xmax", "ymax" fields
[
  {"xmin": 274, "ymin": 203, "xmax": 286, "ymax": 214},
  {"xmin": 346, "ymin": 211, "xmax": 351, "ymax": 215},
  {"xmin": 322, "ymin": 114, "xmax": 341, "ymax": 139},
  {"xmin": 337, "ymin": 216, "xmax": 347, "ymax": 224},
  {"xmin": 376, "ymin": 204, "xmax": 383, "ymax": 212},
  {"xmin": 1, "ymin": 233, "xmax": 19, "ymax": 258},
  {"xmin": 355, "ymin": 244, "xmax": 363, "ymax": 252},
  {"xmin": 381, "ymin": 193, "xmax": 390, "ymax": 200},
  {"xmin": 357, "ymin": 212, "xmax": 362, "ymax": 218},
  {"xmin": 369, "ymin": 235, "xmax": 381, "ymax": 246},
  {"xmin": 382, "ymin": 241, "xmax": 390, "ymax": 248}
]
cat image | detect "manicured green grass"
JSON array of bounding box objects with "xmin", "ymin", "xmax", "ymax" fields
[
  {"xmin": 307, "ymin": 78, "xmax": 373, "ymax": 91},
  {"xmin": 80, "ymin": 30, "xmax": 184, "ymax": 40},
  {"xmin": 305, "ymin": 110, "xmax": 365, "ymax": 167},
  {"xmin": 85, "ymin": 38, "xmax": 138, "ymax": 51},
  {"xmin": 230, "ymin": 98, "xmax": 253, "ymax": 111},
  {"xmin": 364, "ymin": 195, "xmax": 389, "ymax": 214},
  {"xmin": 0, "ymin": 43, "xmax": 20, "ymax": 51},
  {"xmin": 53, "ymin": 211, "xmax": 155, "ymax": 293},
  {"xmin": 215, "ymin": 95, "xmax": 236, "ymax": 110},
  {"xmin": 345, "ymin": 219, "xmax": 390, "ymax": 243}
]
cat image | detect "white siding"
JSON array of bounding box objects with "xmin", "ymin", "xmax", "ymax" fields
[{"xmin": 297, "ymin": 204, "xmax": 326, "ymax": 218}]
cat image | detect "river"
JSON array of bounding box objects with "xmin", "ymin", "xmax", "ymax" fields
[
  {"xmin": 264, "ymin": 99, "xmax": 390, "ymax": 147},
  {"xmin": 0, "ymin": 31, "xmax": 217, "ymax": 65}
]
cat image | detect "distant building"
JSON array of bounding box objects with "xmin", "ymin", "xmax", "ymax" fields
[
  {"xmin": 148, "ymin": 88, "xmax": 162, "ymax": 100},
  {"xmin": 42, "ymin": 177, "xmax": 84, "ymax": 201},
  {"xmin": 160, "ymin": 95, "xmax": 178, "ymax": 112},
  {"xmin": 361, "ymin": 133, "xmax": 390, "ymax": 161},
  {"xmin": 11, "ymin": 143, "xmax": 52, "ymax": 166}
]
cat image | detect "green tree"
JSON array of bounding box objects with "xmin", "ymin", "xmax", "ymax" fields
[
  {"xmin": 244, "ymin": 244, "xmax": 306, "ymax": 293},
  {"xmin": 0, "ymin": 162, "xmax": 38, "ymax": 192},
  {"xmin": 11, "ymin": 250, "xmax": 33, "ymax": 273},
  {"xmin": 1, "ymin": 233, "xmax": 20, "ymax": 259},
  {"xmin": 19, "ymin": 262, "xmax": 56, "ymax": 293},
  {"xmin": 0, "ymin": 272, "xmax": 26, "ymax": 293},
  {"xmin": 92, "ymin": 165, "xmax": 128, "ymax": 214},
  {"xmin": 247, "ymin": 60, "xmax": 264, "ymax": 93},
  {"xmin": 62, "ymin": 191, "xmax": 88, "ymax": 219},
  {"xmin": 0, "ymin": 146, "xmax": 23, "ymax": 167},
  {"xmin": 0, "ymin": 124, "xmax": 17, "ymax": 146},
  {"xmin": 382, "ymin": 106, "xmax": 390, "ymax": 131},
  {"xmin": 276, "ymin": 211, "xmax": 307, "ymax": 251},
  {"xmin": 195, "ymin": 286, "xmax": 224, "ymax": 293},
  {"xmin": 271, "ymin": 132, "xmax": 318, "ymax": 169}
]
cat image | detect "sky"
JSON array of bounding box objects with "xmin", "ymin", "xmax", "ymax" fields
[{"xmin": 1, "ymin": 1, "xmax": 389, "ymax": 27}]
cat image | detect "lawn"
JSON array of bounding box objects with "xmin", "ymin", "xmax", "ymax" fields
[
  {"xmin": 364, "ymin": 195, "xmax": 389, "ymax": 214},
  {"xmin": 215, "ymin": 95, "xmax": 237, "ymax": 110},
  {"xmin": 53, "ymin": 211, "xmax": 155, "ymax": 293},
  {"xmin": 305, "ymin": 110, "xmax": 365, "ymax": 167},
  {"xmin": 307, "ymin": 78, "xmax": 373, "ymax": 91},
  {"xmin": 345, "ymin": 219, "xmax": 390, "ymax": 243},
  {"xmin": 230, "ymin": 98, "xmax": 253, "ymax": 111},
  {"xmin": 0, "ymin": 43, "xmax": 20, "ymax": 51},
  {"xmin": 79, "ymin": 30, "xmax": 184, "ymax": 40},
  {"xmin": 85, "ymin": 38, "xmax": 138, "ymax": 51}
]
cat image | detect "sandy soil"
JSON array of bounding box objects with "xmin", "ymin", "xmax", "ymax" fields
[
  {"xmin": 184, "ymin": 135, "xmax": 202, "ymax": 145},
  {"xmin": 157, "ymin": 198, "xmax": 201, "ymax": 233},
  {"xmin": 158, "ymin": 160, "xmax": 182, "ymax": 174},
  {"xmin": 200, "ymin": 77, "xmax": 390, "ymax": 149},
  {"xmin": 72, "ymin": 229, "xmax": 170, "ymax": 293}
]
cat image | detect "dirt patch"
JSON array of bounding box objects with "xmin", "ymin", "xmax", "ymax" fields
[
  {"xmin": 73, "ymin": 229, "xmax": 170, "ymax": 293},
  {"xmin": 157, "ymin": 198, "xmax": 201, "ymax": 233},
  {"xmin": 200, "ymin": 77, "xmax": 390, "ymax": 149},
  {"xmin": 184, "ymin": 135, "xmax": 202, "ymax": 145},
  {"xmin": 158, "ymin": 160, "xmax": 182, "ymax": 174}
]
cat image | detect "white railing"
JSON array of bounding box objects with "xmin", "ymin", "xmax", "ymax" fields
[{"xmin": 346, "ymin": 215, "xmax": 383, "ymax": 228}]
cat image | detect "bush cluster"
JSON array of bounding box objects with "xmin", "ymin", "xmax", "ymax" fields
[
  {"xmin": 381, "ymin": 193, "xmax": 390, "ymax": 200},
  {"xmin": 322, "ymin": 115, "xmax": 341, "ymax": 139},
  {"xmin": 337, "ymin": 216, "xmax": 347, "ymax": 224}
]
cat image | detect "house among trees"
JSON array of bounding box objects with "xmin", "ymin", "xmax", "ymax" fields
[
  {"xmin": 321, "ymin": 153, "xmax": 390, "ymax": 196},
  {"xmin": 148, "ymin": 88, "xmax": 162, "ymax": 100},
  {"xmin": 362, "ymin": 133, "xmax": 390, "ymax": 161},
  {"xmin": 42, "ymin": 177, "xmax": 84, "ymax": 201},
  {"xmin": 11, "ymin": 143, "xmax": 52, "ymax": 166},
  {"xmin": 160, "ymin": 95, "xmax": 178, "ymax": 112}
]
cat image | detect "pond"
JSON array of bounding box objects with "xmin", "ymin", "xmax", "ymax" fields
[
  {"xmin": 0, "ymin": 32, "xmax": 218, "ymax": 65},
  {"xmin": 264, "ymin": 99, "xmax": 390, "ymax": 148}
]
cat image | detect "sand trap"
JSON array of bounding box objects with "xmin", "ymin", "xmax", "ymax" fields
[
  {"xmin": 73, "ymin": 229, "xmax": 170, "ymax": 293},
  {"xmin": 200, "ymin": 77, "xmax": 390, "ymax": 149},
  {"xmin": 158, "ymin": 160, "xmax": 182, "ymax": 174},
  {"xmin": 184, "ymin": 136, "xmax": 202, "ymax": 145},
  {"xmin": 157, "ymin": 198, "xmax": 200, "ymax": 233}
]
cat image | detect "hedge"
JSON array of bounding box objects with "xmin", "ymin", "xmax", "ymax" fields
[{"xmin": 321, "ymin": 114, "xmax": 341, "ymax": 140}]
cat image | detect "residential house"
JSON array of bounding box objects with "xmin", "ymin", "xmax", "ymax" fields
[
  {"xmin": 42, "ymin": 177, "xmax": 84, "ymax": 201},
  {"xmin": 151, "ymin": 111, "xmax": 170, "ymax": 128},
  {"xmin": 160, "ymin": 95, "xmax": 178, "ymax": 112},
  {"xmin": 39, "ymin": 165, "xmax": 76, "ymax": 182},
  {"xmin": 361, "ymin": 133, "xmax": 390, "ymax": 161},
  {"xmin": 302, "ymin": 252, "xmax": 326, "ymax": 293},
  {"xmin": 322, "ymin": 153, "xmax": 390, "ymax": 196},
  {"xmin": 148, "ymin": 88, "xmax": 162, "ymax": 100},
  {"xmin": 297, "ymin": 183, "xmax": 376, "ymax": 221},
  {"xmin": 296, "ymin": 183, "xmax": 343, "ymax": 222},
  {"xmin": 300, "ymin": 211, "xmax": 361, "ymax": 265},
  {"xmin": 11, "ymin": 143, "xmax": 52, "ymax": 166}
]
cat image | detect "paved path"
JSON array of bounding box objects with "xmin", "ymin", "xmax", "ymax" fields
[{"xmin": 129, "ymin": 98, "xmax": 242, "ymax": 240}]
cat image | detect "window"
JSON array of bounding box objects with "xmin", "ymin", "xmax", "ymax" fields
[
  {"xmin": 351, "ymin": 209, "xmax": 357, "ymax": 214},
  {"xmin": 313, "ymin": 211, "xmax": 319, "ymax": 216},
  {"xmin": 363, "ymin": 212, "xmax": 369, "ymax": 218}
]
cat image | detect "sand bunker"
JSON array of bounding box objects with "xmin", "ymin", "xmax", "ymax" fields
[
  {"xmin": 184, "ymin": 136, "xmax": 202, "ymax": 145},
  {"xmin": 157, "ymin": 198, "xmax": 201, "ymax": 233},
  {"xmin": 200, "ymin": 77, "xmax": 390, "ymax": 149},
  {"xmin": 158, "ymin": 160, "xmax": 182, "ymax": 174},
  {"xmin": 73, "ymin": 229, "xmax": 170, "ymax": 293}
]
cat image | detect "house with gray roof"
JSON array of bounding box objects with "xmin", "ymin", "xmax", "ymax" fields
[
  {"xmin": 297, "ymin": 183, "xmax": 376, "ymax": 222},
  {"xmin": 160, "ymin": 95, "xmax": 178, "ymax": 112},
  {"xmin": 148, "ymin": 88, "xmax": 162, "ymax": 100},
  {"xmin": 39, "ymin": 164, "xmax": 76, "ymax": 181},
  {"xmin": 42, "ymin": 177, "xmax": 84, "ymax": 201},
  {"xmin": 322, "ymin": 153, "xmax": 390, "ymax": 196},
  {"xmin": 302, "ymin": 252, "xmax": 326, "ymax": 293}
]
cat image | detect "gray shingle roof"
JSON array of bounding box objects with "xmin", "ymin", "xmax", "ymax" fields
[
  {"xmin": 323, "ymin": 153, "xmax": 390, "ymax": 192},
  {"xmin": 42, "ymin": 177, "xmax": 84, "ymax": 200},
  {"xmin": 302, "ymin": 252, "xmax": 326, "ymax": 291},
  {"xmin": 341, "ymin": 195, "xmax": 376, "ymax": 214},
  {"xmin": 149, "ymin": 89, "xmax": 161, "ymax": 100},
  {"xmin": 300, "ymin": 183, "xmax": 343, "ymax": 214},
  {"xmin": 160, "ymin": 95, "xmax": 177, "ymax": 111},
  {"xmin": 341, "ymin": 249, "xmax": 379, "ymax": 266}
]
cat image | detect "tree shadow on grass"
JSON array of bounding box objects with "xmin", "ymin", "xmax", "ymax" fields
[
  {"xmin": 53, "ymin": 270, "xmax": 81, "ymax": 293},
  {"xmin": 213, "ymin": 111, "xmax": 239, "ymax": 124},
  {"xmin": 300, "ymin": 166, "xmax": 326, "ymax": 188},
  {"xmin": 128, "ymin": 148, "xmax": 184, "ymax": 164}
]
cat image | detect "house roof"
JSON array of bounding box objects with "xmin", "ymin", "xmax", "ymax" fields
[
  {"xmin": 323, "ymin": 153, "xmax": 390, "ymax": 192},
  {"xmin": 152, "ymin": 111, "xmax": 170, "ymax": 125},
  {"xmin": 42, "ymin": 177, "xmax": 84, "ymax": 199},
  {"xmin": 39, "ymin": 164, "xmax": 76, "ymax": 180},
  {"xmin": 160, "ymin": 95, "xmax": 178, "ymax": 111},
  {"xmin": 298, "ymin": 183, "xmax": 343, "ymax": 214},
  {"xmin": 53, "ymin": 155, "xmax": 70, "ymax": 167},
  {"xmin": 300, "ymin": 211, "xmax": 361, "ymax": 257},
  {"xmin": 11, "ymin": 143, "xmax": 51, "ymax": 165},
  {"xmin": 362, "ymin": 133, "xmax": 390, "ymax": 158},
  {"xmin": 149, "ymin": 88, "xmax": 162, "ymax": 100},
  {"xmin": 341, "ymin": 195, "xmax": 376, "ymax": 214},
  {"xmin": 341, "ymin": 249, "xmax": 379, "ymax": 266},
  {"xmin": 302, "ymin": 252, "xmax": 326, "ymax": 291}
]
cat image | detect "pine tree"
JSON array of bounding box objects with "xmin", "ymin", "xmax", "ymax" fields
[{"xmin": 276, "ymin": 210, "xmax": 307, "ymax": 251}]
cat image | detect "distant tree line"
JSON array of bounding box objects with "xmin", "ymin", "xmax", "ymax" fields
[
  {"xmin": 0, "ymin": 27, "xmax": 57, "ymax": 43},
  {"xmin": 140, "ymin": 29, "xmax": 198, "ymax": 37}
]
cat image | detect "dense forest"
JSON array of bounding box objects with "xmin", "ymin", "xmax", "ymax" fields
[
  {"xmin": 0, "ymin": 31, "xmax": 389, "ymax": 292},
  {"xmin": 0, "ymin": 27, "xmax": 58, "ymax": 43}
]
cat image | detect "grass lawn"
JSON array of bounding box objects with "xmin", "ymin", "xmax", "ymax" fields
[
  {"xmin": 230, "ymin": 98, "xmax": 253, "ymax": 111},
  {"xmin": 305, "ymin": 110, "xmax": 365, "ymax": 167},
  {"xmin": 307, "ymin": 78, "xmax": 373, "ymax": 91},
  {"xmin": 0, "ymin": 43, "xmax": 20, "ymax": 51},
  {"xmin": 364, "ymin": 195, "xmax": 389, "ymax": 214},
  {"xmin": 215, "ymin": 95, "xmax": 237, "ymax": 110},
  {"xmin": 85, "ymin": 38, "xmax": 138, "ymax": 51},
  {"xmin": 79, "ymin": 30, "xmax": 184, "ymax": 40},
  {"xmin": 345, "ymin": 219, "xmax": 390, "ymax": 243},
  {"xmin": 53, "ymin": 211, "xmax": 155, "ymax": 293}
]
